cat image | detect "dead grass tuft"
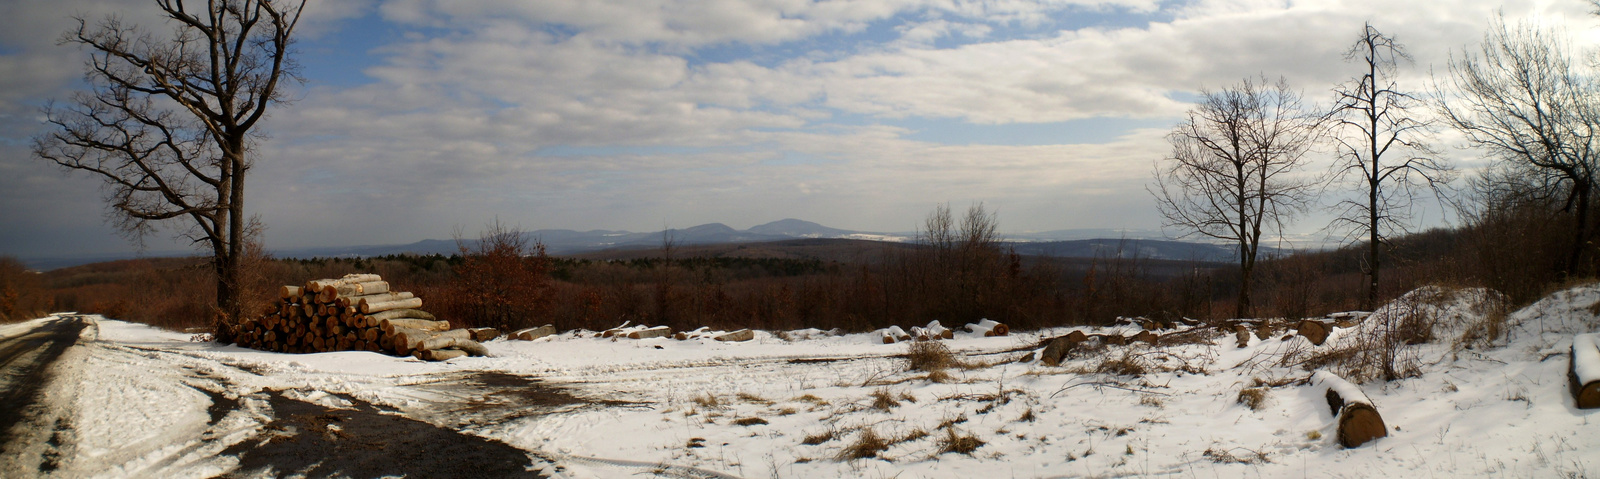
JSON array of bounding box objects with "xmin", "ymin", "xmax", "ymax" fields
[
  {"xmin": 801, "ymin": 428, "xmax": 837, "ymax": 445},
  {"xmin": 937, "ymin": 427, "xmax": 985, "ymax": 455},
  {"xmin": 907, "ymin": 341, "xmax": 961, "ymax": 372},
  {"xmin": 870, "ymin": 388, "xmax": 901, "ymax": 411},
  {"xmin": 737, "ymin": 392, "xmax": 772, "ymax": 404},
  {"xmin": 838, "ymin": 428, "xmax": 890, "ymax": 460},
  {"xmin": 692, "ymin": 393, "xmax": 721, "ymax": 409},
  {"xmin": 1237, "ymin": 387, "xmax": 1268, "ymax": 411},
  {"xmin": 734, "ymin": 417, "xmax": 769, "ymax": 426}
]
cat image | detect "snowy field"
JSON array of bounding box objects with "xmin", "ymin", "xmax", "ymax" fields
[{"xmin": 6, "ymin": 284, "xmax": 1600, "ymax": 478}]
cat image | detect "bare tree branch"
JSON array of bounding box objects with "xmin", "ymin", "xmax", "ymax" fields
[
  {"xmin": 1149, "ymin": 75, "xmax": 1321, "ymax": 318},
  {"xmin": 32, "ymin": 0, "xmax": 305, "ymax": 340}
]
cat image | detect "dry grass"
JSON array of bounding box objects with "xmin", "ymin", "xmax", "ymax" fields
[
  {"xmin": 1139, "ymin": 395, "xmax": 1165, "ymax": 409},
  {"xmin": 907, "ymin": 341, "xmax": 961, "ymax": 372},
  {"xmin": 924, "ymin": 369, "xmax": 954, "ymax": 383},
  {"xmin": 937, "ymin": 428, "xmax": 985, "ymax": 455},
  {"xmin": 870, "ymin": 388, "xmax": 901, "ymax": 411},
  {"xmin": 1203, "ymin": 447, "xmax": 1270, "ymax": 464},
  {"xmin": 801, "ymin": 428, "xmax": 837, "ymax": 445},
  {"xmin": 1237, "ymin": 387, "xmax": 1268, "ymax": 411},
  {"xmin": 838, "ymin": 428, "xmax": 889, "ymax": 460},
  {"xmin": 737, "ymin": 392, "xmax": 772, "ymax": 404},
  {"xmin": 733, "ymin": 417, "xmax": 769, "ymax": 426},
  {"xmin": 1016, "ymin": 407, "xmax": 1037, "ymax": 422},
  {"xmin": 691, "ymin": 393, "xmax": 721, "ymax": 409}
]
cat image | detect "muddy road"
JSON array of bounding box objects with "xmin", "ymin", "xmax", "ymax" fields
[{"xmin": 0, "ymin": 317, "xmax": 87, "ymax": 446}]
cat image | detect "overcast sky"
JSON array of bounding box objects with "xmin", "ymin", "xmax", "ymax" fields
[{"xmin": 2, "ymin": 0, "xmax": 1597, "ymax": 259}]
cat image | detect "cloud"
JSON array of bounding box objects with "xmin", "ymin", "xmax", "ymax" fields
[{"xmin": 4, "ymin": 0, "xmax": 1598, "ymax": 257}]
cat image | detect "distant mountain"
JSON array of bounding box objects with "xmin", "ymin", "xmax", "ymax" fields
[
  {"xmin": 24, "ymin": 218, "xmax": 1301, "ymax": 270},
  {"xmin": 745, "ymin": 219, "xmax": 856, "ymax": 238}
]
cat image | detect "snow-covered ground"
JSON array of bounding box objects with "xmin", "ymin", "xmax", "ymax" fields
[{"xmin": 6, "ymin": 284, "xmax": 1600, "ymax": 478}]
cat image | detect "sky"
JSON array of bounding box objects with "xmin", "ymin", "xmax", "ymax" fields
[{"xmin": 2, "ymin": 0, "xmax": 1598, "ymax": 260}]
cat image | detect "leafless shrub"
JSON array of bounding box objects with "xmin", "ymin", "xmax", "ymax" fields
[{"xmin": 1306, "ymin": 289, "xmax": 1446, "ymax": 382}]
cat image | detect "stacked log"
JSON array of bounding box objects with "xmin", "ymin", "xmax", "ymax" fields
[{"xmin": 232, "ymin": 274, "xmax": 490, "ymax": 361}]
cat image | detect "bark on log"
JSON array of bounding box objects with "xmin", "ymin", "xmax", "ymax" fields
[
  {"xmin": 344, "ymin": 291, "xmax": 415, "ymax": 308},
  {"xmin": 715, "ymin": 329, "xmax": 755, "ymax": 342},
  {"xmin": 628, "ymin": 326, "xmax": 672, "ymax": 339},
  {"xmin": 1297, "ymin": 320, "xmax": 1330, "ymax": 346},
  {"xmin": 468, "ymin": 327, "xmax": 501, "ymax": 342},
  {"xmin": 361, "ymin": 297, "xmax": 424, "ymax": 314},
  {"xmin": 415, "ymin": 348, "xmax": 469, "ymax": 361},
  {"xmin": 512, "ymin": 325, "xmax": 558, "ymax": 341},
  {"xmin": 365, "ymin": 308, "xmax": 435, "ymax": 322},
  {"xmin": 381, "ymin": 318, "xmax": 450, "ymax": 334},
  {"xmin": 417, "ymin": 335, "xmax": 489, "ymax": 356}
]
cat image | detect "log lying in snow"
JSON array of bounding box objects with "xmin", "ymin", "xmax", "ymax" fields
[
  {"xmin": 925, "ymin": 321, "xmax": 954, "ymax": 340},
  {"xmin": 1313, "ymin": 371, "xmax": 1387, "ymax": 448},
  {"xmin": 715, "ymin": 329, "xmax": 754, "ymax": 342},
  {"xmin": 417, "ymin": 335, "xmax": 489, "ymax": 356},
  {"xmin": 628, "ymin": 325, "xmax": 673, "ymax": 339},
  {"xmin": 965, "ymin": 319, "xmax": 1008, "ymax": 337},
  {"xmin": 513, "ymin": 325, "xmax": 558, "ymax": 341},
  {"xmin": 415, "ymin": 348, "xmax": 469, "ymax": 361},
  {"xmin": 1131, "ymin": 330, "xmax": 1158, "ymax": 345},
  {"xmin": 1571, "ymin": 333, "xmax": 1600, "ymax": 409},
  {"xmin": 468, "ymin": 327, "xmax": 500, "ymax": 342},
  {"xmin": 1297, "ymin": 320, "xmax": 1330, "ymax": 346}
]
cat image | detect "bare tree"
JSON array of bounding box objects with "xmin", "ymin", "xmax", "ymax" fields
[
  {"xmin": 1327, "ymin": 23, "xmax": 1454, "ymax": 310},
  {"xmin": 1151, "ymin": 76, "xmax": 1320, "ymax": 319},
  {"xmin": 1436, "ymin": 16, "xmax": 1600, "ymax": 278},
  {"xmin": 32, "ymin": 0, "xmax": 306, "ymax": 340}
]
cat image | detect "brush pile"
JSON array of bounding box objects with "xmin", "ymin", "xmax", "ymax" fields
[{"xmin": 232, "ymin": 273, "xmax": 493, "ymax": 360}]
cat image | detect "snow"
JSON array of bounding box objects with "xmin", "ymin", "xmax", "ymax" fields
[{"xmin": 7, "ymin": 284, "xmax": 1600, "ymax": 478}]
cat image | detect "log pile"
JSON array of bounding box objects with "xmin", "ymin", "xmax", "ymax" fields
[{"xmin": 232, "ymin": 274, "xmax": 491, "ymax": 361}]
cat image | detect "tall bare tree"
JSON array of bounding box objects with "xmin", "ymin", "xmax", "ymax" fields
[
  {"xmin": 1436, "ymin": 17, "xmax": 1600, "ymax": 278},
  {"xmin": 1327, "ymin": 23, "xmax": 1454, "ymax": 310},
  {"xmin": 1151, "ymin": 76, "xmax": 1320, "ymax": 319},
  {"xmin": 33, "ymin": 0, "xmax": 305, "ymax": 339}
]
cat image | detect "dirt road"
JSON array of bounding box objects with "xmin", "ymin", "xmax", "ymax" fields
[{"xmin": 0, "ymin": 317, "xmax": 87, "ymax": 445}]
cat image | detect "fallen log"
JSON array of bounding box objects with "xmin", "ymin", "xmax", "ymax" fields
[
  {"xmin": 415, "ymin": 348, "xmax": 469, "ymax": 361},
  {"xmin": 417, "ymin": 335, "xmax": 489, "ymax": 356},
  {"xmin": 1297, "ymin": 320, "xmax": 1330, "ymax": 346},
  {"xmin": 280, "ymin": 285, "xmax": 303, "ymax": 300},
  {"xmin": 628, "ymin": 325, "xmax": 673, "ymax": 339},
  {"xmin": 715, "ymin": 329, "xmax": 754, "ymax": 342},
  {"xmin": 1571, "ymin": 333, "xmax": 1600, "ymax": 409},
  {"xmin": 966, "ymin": 319, "xmax": 1008, "ymax": 337},
  {"xmin": 390, "ymin": 327, "xmax": 470, "ymax": 356},
  {"xmin": 512, "ymin": 325, "xmax": 558, "ymax": 341},
  {"xmin": 1314, "ymin": 371, "xmax": 1387, "ymax": 448},
  {"xmin": 886, "ymin": 325, "xmax": 912, "ymax": 342},
  {"xmin": 468, "ymin": 327, "xmax": 500, "ymax": 342},
  {"xmin": 925, "ymin": 320, "xmax": 954, "ymax": 340}
]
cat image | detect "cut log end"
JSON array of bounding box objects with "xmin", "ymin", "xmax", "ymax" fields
[
  {"xmin": 1297, "ymin": 320, "xmax": 1329, "ymax": 346},
  {"xmin": 1336, "ymin": 403, "xmax": 1388, "ymax": 448}
]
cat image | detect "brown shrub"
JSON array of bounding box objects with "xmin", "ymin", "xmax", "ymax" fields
[{"xmin": 838, "ymin": 428, "xmax": 889, "ymax": 460}]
